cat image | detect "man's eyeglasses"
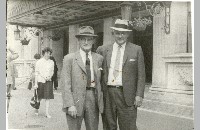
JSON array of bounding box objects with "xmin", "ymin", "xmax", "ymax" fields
[{"xmin": 114, "ymin": 31, "xmax": 128, "ymax": 36}]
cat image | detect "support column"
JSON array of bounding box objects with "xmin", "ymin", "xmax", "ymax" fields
[
  {"xmin": 151, "ymin": 2, "xmax": 188, "ymax": 91},
  {"xmin": 103, "ymin": 17, "xmax": 114, "ymax": 45},
  {"xmin": 69, "ymin": 24, "xmax": 79, "ymax": 53},
  {"xmin": 42, "ymin": 30, "xmax": 51, "ymax": 53},
  {"xmin": 121, "ymin": 1, "xmax": 133, "ymax": 20}
]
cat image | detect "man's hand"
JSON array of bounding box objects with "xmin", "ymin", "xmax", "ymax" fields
[
  {"xmin": 34, "ymin": 84, "xmax": 38, "ymax": 89},
  {"xmin": 134, "ymin": 96, "xmax": 143, "ymax": 108},
  {"xmin": 68, "ymin": 106, "xmax": 77, "ymax": 118},
  {"xmin": 45, "ymin": 76, "xmax": 52, "ymax": 81}
]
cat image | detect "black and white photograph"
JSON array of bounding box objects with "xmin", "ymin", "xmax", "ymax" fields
[{"xmin": 6, "ymin": 0, "xmax": 194, "ymax": 130}]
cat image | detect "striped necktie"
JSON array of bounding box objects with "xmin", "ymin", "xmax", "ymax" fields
[
  {"xmin": 113, "ymin": 45, "xmax": 121, "ymax": 78},
  {"xmin": 86, "ymin": 52, "xmax": 91, "ymax": 87}
]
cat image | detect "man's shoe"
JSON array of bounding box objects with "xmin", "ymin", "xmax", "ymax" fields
[{"xmin": 13, "ymin": 88, "xmax": 17, "ymax": 90}]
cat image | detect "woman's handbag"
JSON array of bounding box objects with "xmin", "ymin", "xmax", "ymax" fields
[
  {"xmin": 30, "ymin": 89, "xmax": 40, "ymax": 109},
  {"xmin": 27, "ymin": 81, "xmax": 32, "ymax": 90}
]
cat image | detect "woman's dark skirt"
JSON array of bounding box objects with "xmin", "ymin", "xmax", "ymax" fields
[{"xmin": 37, "ymin": 81, "xmax": 54, "ymax": 99}]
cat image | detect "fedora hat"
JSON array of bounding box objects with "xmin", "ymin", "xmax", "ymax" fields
[
  {"xmin": 75, "ymin": 26, "xmax": 98, "ymax": 38},
  {"xmin": 110, "ymin": 19, "xmax": 132, "ymax": 32}
]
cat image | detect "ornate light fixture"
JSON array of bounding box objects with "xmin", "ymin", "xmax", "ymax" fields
[
  {"xmin": 14, "ymin": 25, "xmax": 63, "ymax": 48},
  {"xmin": 163, "ymin": 2, "xmax": 172, "ymax": 34},
  {"xmin": 20, "ymin": 37, "xmax": 31, "ymax": 45},
  {"xmin": 14, "ymin": 26, "xmax": 42, "ymax": 45},
  {"xmin": 14, "ymin": 25, "xmax": 20, "ymax": 40},
  {"xmin": 121, "ymin": 1, "xmax": 170, "ymax": 32},
  {"xmin": 148, "ymin": 2, "xmax": 165, "ymax": 16}
]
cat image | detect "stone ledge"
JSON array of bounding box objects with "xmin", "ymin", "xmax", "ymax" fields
[
  {"xmin": 150, "ymin": 87, "xmax": 193, "ymax": 95},
  {"xmin": 145, "ymin": 87, "xmax": 193, "ymax": 106},
  {"xmin": 141, "ymin": 99, "xmax": 194, "ymax": 119},
  {"xmin": 143, "ymin": 86, "xmax": 193, "ymax": 119},
  {"xmin": 163, "ymin": 53, "xmax": 192, "ymax": 63}
]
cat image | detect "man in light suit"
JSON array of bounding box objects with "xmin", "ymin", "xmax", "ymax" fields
[
  {"xmin": 61, "ymin": 26, "xmax": 104, "ymax": 130},
  {"xmin": 97, "ymin": 19, "xmax": 146, "ymax": 130}
]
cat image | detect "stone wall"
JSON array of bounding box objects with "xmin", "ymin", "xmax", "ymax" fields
[{"xmin": 152, "ymin": 2, "xmax": 190, "ymax": 89}]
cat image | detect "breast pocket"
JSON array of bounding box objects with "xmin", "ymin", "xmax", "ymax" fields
[
  {"xmin": 96, "ymin": 69, "xmax": 101, "ymax": 83},
  {"xmin": 127, "ymin": 59, "xmax": 137, "ymax": 66}
]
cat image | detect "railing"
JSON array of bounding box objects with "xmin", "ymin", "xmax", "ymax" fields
[{"xmin": 13, "ymin": 59, "xmax": 35, "ymax": 79}]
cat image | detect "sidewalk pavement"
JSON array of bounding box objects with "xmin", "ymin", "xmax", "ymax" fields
[
  {"xmin": 7, "ymin": 82, "xmax": 102, "ymax": 130},
  {"xmin": 7, "ymin": 82, "xmax": 194, "ymax": 130}
]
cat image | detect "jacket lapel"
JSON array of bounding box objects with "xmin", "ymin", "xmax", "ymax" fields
[
  {"xmin": 75, "ymin": 51, "xmax": 86, "ymax": 74},
  {"xmin": 122, "ymin": 42, "xmax": 130, "ymax": 67},
  {"xmin": 92, "ymin": 53, "xmax": 98, "ymax": 83},
  {"xmin": 106, "ymin": 44, "xmax": 113, "ymax": 68}
]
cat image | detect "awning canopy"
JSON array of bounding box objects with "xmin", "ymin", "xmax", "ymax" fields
[
  {"xmin": 7, "ymin": 0, "xmax": 123, "ymax": 29},
  {"xmin": 7, "ymin": 0, "xmax": 161, "ymax": 29}
]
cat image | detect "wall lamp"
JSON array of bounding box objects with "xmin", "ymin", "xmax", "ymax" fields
[
  {"xmin": 14, "ymin": 26, "xmax": 42, "ymax": 45},
  {"xmin": 14, "ymin": 25, "xmax": 20, "ymax": 40},
  {"xmin": 163, "ymin": 2, "xmax": 171, "ymax": 34}
]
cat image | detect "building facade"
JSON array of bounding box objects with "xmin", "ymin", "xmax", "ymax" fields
[{"xmin": 7, "ymin": 1, "xmax": 193, "ymax": 129}]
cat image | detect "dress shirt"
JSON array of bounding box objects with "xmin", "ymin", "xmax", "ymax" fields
[
  {"xmin": 35, "ymin": 58, "xmax": 54, "ymax": 83},
  {"xmin": 107, "ymin": 42, "xmax": 126, "ymax": 86},
  {"xmin": 80, "ymin": 49, "xmax": 95, "ymax": 87}
]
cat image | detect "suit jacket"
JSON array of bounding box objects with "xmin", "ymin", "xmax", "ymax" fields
[
  {"xmin": 61, "ymin": 51, "xmax": 104, "ymax": 116},
  {"xmin": 97, "ymin": 42, "xmax": 146, "ymax": 106}
]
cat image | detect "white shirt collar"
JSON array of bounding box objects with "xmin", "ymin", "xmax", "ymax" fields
[
  {"xmin": 80, "ymin": 48, "xmax": 92, "ymax": 57},
  {"xmin": 42, "ymin": 57, "xmax": 50, "ymax": 61},
  {"xmin": 114, "ymin": 42, "xmax": 126, "ymax": 49}
]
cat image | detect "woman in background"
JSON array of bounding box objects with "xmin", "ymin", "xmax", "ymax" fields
[
  {"xmin": 6, "ymin": 46, "xmax": 19, "ymax": 98},
  {"xmin": 34, "ymin": 47, "xmax": 54, "ymax": 118},
  {"xmin": 6, "ymin": 46, "xmax": 19, "ymax": 113},
  {"xmin": 50, "ymin": 55, "xmax": 58, "ymax": 90}
]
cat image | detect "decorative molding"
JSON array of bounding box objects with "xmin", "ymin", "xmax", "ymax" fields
[
  {"xmin": 177, "ymin": 65, "xmax": 193, "ymax": 86},
  {"xmin": 150, "ymin": 87, "xmax": 193, "ymax": 95},
  {"xmin": 7, "ymin": 0, "xmax": 70, "ymax": 20},
  {"xmin": 162, "ymin": 53, "xmax": 193, "ymax": 95},
  {"xmin": 163, "ymin": 53, "xmax": 193, "ymax": 63},
  {"xmin": 7, "ymin": 1, "xmax": 122, "ymax": 29}
]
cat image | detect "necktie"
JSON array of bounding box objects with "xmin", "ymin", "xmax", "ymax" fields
[
  {"xmin": 86, "ymin": 53, "xmax": 91, "ymax": 87},
  {"xmin": 113, "ymin": 45, "xmax": 121, "ymax": 78}
]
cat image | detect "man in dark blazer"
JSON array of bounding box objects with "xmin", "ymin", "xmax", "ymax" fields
[
  {"xmin": 97, "ymin": 19, "xmax": 146, "ymax": 130},
  {"xmin": 50, "ymin": 55, "xmax": 58, "ymax": 90},
  {"xmin": 61, "ymin": 26, "xmax": 104, "ymax": 130}
]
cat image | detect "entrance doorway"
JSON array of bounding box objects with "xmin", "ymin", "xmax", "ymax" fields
[
  {"xmin": 131, "ymin": 22, "xmax": 153, "ymax": 84},
  {"xmin": 63, "ymin": 29, "xmax": 69, "ymax": 57},
  {"xmin": 92, "ymin": 32, "xmax": 103, "ymax": 52}
]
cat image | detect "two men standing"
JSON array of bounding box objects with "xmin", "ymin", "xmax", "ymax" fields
[{"xmin": 61, "ymin": 19, "xmax": 145, "ymax": 130}]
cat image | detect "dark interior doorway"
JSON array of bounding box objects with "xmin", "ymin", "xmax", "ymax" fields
[
  {"xmin": 63, "ymin": 30, "xmax": 69, "ymax": 57},
  {"xmin": 92, "ymin": 32, "xmax": 103, "ymax": 52},
  {"xmin": 130, "ymin": 22, "xmax": 153, "ymax": 84}
]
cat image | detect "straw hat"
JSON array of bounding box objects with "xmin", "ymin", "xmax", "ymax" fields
[{"xmin": 110, "ymin": 19, "xmax": 132, "ymax": 32}]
